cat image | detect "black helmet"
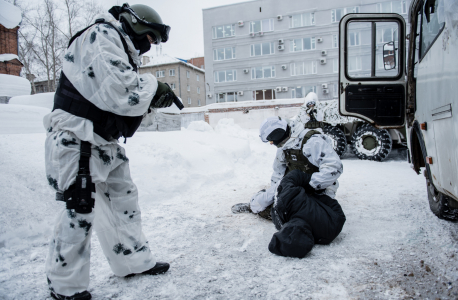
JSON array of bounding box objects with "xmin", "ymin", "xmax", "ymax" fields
[{"xmin": 109, "ymin": 3, "xmax": 171, "ymax": 45}]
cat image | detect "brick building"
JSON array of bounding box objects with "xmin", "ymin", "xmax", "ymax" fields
[
  {"xmin": 0, "ymin": 24, "xmax": 22, "ymax": 76},
  {"xmin": 139, "ymin": 54, "xmax": 206, "ymax": 108},
  {"xmin": 187, "ymin": 57, "xmax": 205, "ymax": 70}
]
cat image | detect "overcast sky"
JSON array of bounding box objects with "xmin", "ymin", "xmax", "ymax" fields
[{"xmin": 97, "ymin": 0, "xmax": 251, "ymax": 59}]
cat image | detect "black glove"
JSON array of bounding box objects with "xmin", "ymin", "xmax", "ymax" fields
[{"xmin": 151, "ymin": 82, "xmax": 175, "ymax": 108}]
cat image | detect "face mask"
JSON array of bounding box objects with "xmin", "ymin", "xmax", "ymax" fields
[{"xmin": 135, "ymin": 36, "xmax": 152, "ymax": 55}]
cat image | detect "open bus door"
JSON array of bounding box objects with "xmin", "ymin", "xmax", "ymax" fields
[{"xmin": 338, "ymin": 13, "xmax": 406, "ymax": 128}]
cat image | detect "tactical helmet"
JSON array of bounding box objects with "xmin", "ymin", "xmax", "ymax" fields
[{"xmin": 110, "ymin": 3, "xmax": 170, "ymax": 44}]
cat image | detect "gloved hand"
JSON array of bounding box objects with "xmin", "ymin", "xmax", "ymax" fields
[{"xmin": 150, "ymin": 82, "xmax": 175, "ymax": 108}]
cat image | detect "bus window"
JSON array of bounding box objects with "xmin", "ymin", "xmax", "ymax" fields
[{"xmin": 420, "ymin": 0, "xmax": 445, "ymax": 59}]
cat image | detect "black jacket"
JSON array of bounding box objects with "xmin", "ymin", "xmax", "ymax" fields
[{"xmin": 269, "ymin": 170, "xmax": 346, "ymax": 258}]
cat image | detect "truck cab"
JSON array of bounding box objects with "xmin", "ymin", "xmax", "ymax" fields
[{"xmin": 338, "ymin": 0, "xmax": 458, "ymax": 220}]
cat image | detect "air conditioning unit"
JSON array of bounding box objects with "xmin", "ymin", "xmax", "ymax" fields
[
  {"xmin": 323, "ymin": 88, "xmax": 329, "ymax": 94},
  {"xmin": 317, "ymin": 37, "xmax": 323, "ymax": 43},
  {"xmin": 320, "ymin": 58, "xmax": 327, "ymax": 64},
  {"xmin": 275, "ymin": 87, "xmax": 282, "ymax": 92},
  {"xmin": 322, "ymin": 83, "xmax": 328, "ymax": 89},
  {"xmin": 282, "ymin": 87, "xmax": 288, "ymax": 92},
  {"xmin": 259, "ymin": 32, "xmax": 264, "ymax": 36},
  {"xmin": 277, "ymin": 15, "xmax": 283, "ymax": 21},
  {"xmin": 238, "ymin": 20, "xmax": 244, "ymax": 27},
  {"xmin": 278, "ymin": 45, "xmax": 285, "ymax": 51},
  {"xmin": 278, "ymin": 39, "xmax": 284, "ymax": 44},
  {"xmin": 250, "ymin": 32, "xmax": 255, "ymax": 37},
  {"xmin": 207, "ymin": 93, "xmax": 212, "ymax": 98},
  {"xmin": 238, "ymin": 91, "xmax": 244, "ymax": 96},
  {"xmin": 243, "ymin": 68, "xmax": 249, "ymax": 74},
  {"xmin": 281, "ymin": 64, "xmax": 287, "ymax": 70},
  {"xmin": 321, "ymin": 50, "xmax": 327, "ymax": 56}
]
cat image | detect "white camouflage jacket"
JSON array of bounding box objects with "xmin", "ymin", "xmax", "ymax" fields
[{"xmin": 43, "ymin": 14, "xmax": 158, "ymax": 146}]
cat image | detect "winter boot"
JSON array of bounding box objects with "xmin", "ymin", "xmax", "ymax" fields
[
  {"xmin": 50, "ymin": 290, "xmax": 91, "ymax": 300},
  {"xmin": 125, "ymin": 262, "xmax": 170, "ymax": 278},
  {"xmin": 257, "ymin": 205, "xmax": 273, "ymax": 221},
  {"xmin": 231, "ymin": 203, "xmax": 252, "ymax": 214}
]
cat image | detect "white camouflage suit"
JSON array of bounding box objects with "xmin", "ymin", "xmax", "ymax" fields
[
  {"xmin": 43, "ymin": 14, "xmax": 158, "ymax": 297},
  {"xmin": 250, "ymin": 116, "xmax": 343, "ymax": 213}
]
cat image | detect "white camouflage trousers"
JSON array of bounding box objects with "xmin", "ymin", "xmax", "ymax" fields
[{"xmin": 44, "ymin": 131, "xmax": 156, "ymax": 297}]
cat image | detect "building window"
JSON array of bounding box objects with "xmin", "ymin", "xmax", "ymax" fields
[
  {"xmin": 290, "ymin": 12, "xmax": 315, "ymax": 28},
  {"xmin": 333, "ymin": 58, "xmax": 338, "ymax": 73},
  {"xmin": 186, "ymin": 71, "xmax": 190, "ymax": 78},
  {"xmin": 250, "ymin": 42, "xmax": 275, "ymax": 56},
  {"xmin": 156, "ymin": 70, "xmax": 165, "ymax": 78},
  {"xmin": 348, "ymin": 56, "xmax": 362, "ymax": 71},
  {"xmin": 217, "ymin": 92, "xmax": 237, "ymax": 103},
  {"xmin": 197, "ymin": 87, "xmax": 200, "ymax": 94},
  {"xmin": 377, "ymin": 27, "xmax": 398, "ymax": 43},
  {"xmin": 290, "ymin": 37, "xmax": 316, "ymax": 52},
  {"xmin": 169, "ymin": 69, "xmax": 175, "ymax": 76},
  {"xmin": 249, "ymin": 19, "xmax": 274, "ymax": 33},
  {"xmin": 197, "ymin": 75, "xmax": 199, "ymax": 81},
  {"xmin": 200, "ymin": 65, "xmax": 204, "ymax": 69},
  {"xmin": 198, "ymin": 99, "xmax": 201, "ymax": 106},
  {"xmin": 214, "ymin": 70, "xmax": 237, "ymax": 83},
  {"xmin": 332, "ymin": 34, "xmax": 338, "ymax": 48},
  {"xmin": 290, "ymin": 61, "xmax": 317, "ymax": 76},
  {"xmin": 333, "ymin": 84, "xmax": 338, "ymax": 98},
  {"xmin": 212, "ymin": 24, "xmax": 235, "ymax": 39},
  {"xmin": 331, "ymin": 7, "xmax": 359, "ymax": 23},
  {"xmin": 170, "ymin": 83, "xmax": 176, "ymax": 90},
  {"xmin": 187, "ymin": 85, "xmax": 190, "ymax": 91},
  {"xmin": 251, "ymin": 66, "xmax": 276, "ymax": 79},
  {"xmin": 213, "ymin": 47, "xmax": 236, "ymax": 61},
  {"xmin": 349, "ymin": 31, "xmax": 361, "ymax": 46},
  {"xmin": 253, "ymin": 89, "xmax": 276, "ymax": 100},
  {"xmin": 377, "ymin": 1, "xmax": 407, "ymax": 14},
  {"xmin": 291, "ymin": 86, "xmax": 316, "ymax": 98}
]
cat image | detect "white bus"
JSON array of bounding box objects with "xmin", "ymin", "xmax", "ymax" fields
[{"xmin": 338, "ymin": 0, "xmax": 458, "ymax": 220}]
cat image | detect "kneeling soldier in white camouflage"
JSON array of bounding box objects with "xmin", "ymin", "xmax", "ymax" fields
[{"xmin": 43, "ymin": 3, "xmax": 181, "ymax": 299}]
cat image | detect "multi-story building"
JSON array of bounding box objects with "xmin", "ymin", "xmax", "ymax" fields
[
  {"xmin": 187, "ymin": 56, "xmax": 205, "ymax": 70},
  {"xmin": 139, "ymin": 54, "xmax": 206, "ymax": 108},
  {"xmin": 203, "ymin": 0, "xmax": 410, "ymax": 104}
]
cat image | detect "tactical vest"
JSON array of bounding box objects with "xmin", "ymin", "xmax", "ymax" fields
[
  {"xmin": 284, "ymin": 130, "xmax": 321, "ymax": 175},
  {"xmin": 53, "ymin": 19, "xmax": 143, "ymax": 142}
]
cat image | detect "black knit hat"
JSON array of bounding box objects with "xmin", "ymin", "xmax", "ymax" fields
[{"xmin": 266, "ymin": 126, "xmax": 290, "ymax": 146}]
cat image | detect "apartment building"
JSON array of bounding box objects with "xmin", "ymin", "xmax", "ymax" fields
[
  {"xmin": 139, "ymin": 54, "xmax": 206, "ymax": 108},
  {"xmin": 203, "ymin": 0, "xmax": 410, "ymax": 104}
]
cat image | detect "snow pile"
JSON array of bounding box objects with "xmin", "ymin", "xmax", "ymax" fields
[
  {"xmin": 0, "ymin": 54, "xmax": 19, "ymax": 62},
  {"xmin": 9, "ymin": 92, "xmax": 54, "ymax": 110},
  {"xmin": 0, "ymin": 104, "xmax": 49, "ymax": 134},
  {"xmin": 186, "ymin": 120, "xmax": 213, "ymax": 131},
  {"xmin": 0, "ymin": 0, "xmax": 22, "ymax": 29},
  {"xmin": 0, "ymin": 74, "xmax": 31, "ymax": 97}
]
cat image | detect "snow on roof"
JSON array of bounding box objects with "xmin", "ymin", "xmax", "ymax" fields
[
  {"xmin": 0, "ymin": 0, "xmax": 22, "ymax": 29},
  {"xmin": 0, "ymin": 74, "xmax": 31, "ymax": 98},
  {"xmin": 0, "ymin": 54, "xmax": 19, "ymax": 62},
  {"xmin": 141, "ymin": 53, "xmax": 205, "ymax": 73},
  {"xmin": 9, "ymin": 92, "xmax": 54, "ymax": 110}
]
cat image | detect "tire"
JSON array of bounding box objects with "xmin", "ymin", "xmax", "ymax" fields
[
  {"xmin": 322, "ymin": 124, "xmax": 346, "ymax": 157},
  {"xmin": 351, "ymin": 123, "xmax": 392, "ymax": 161},
  {"xmin": 426, "ymin": 180, "xmax": 458, "ymax": 221}
]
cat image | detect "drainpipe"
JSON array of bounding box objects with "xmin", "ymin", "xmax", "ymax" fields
[{"xmin": 178, "ymin": 65, "xmax": 181, "ymax": 97}]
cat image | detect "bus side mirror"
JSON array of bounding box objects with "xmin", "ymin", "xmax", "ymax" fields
[{"xmin": 383, "ymin": 41, "xmax": 397, "ymax": 70}]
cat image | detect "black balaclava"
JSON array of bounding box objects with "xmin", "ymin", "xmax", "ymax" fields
[
  {"xmin": 121, "ymin": 21, "xmax": 152, "ymax": 55},
  {"xmin": 266, "ymin": 125, "xmax": 291, "ymax": 146}
]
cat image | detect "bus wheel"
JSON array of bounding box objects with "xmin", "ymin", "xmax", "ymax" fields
[
  {"xmin": 351, "ymin": 123, "xmax": 392, "ymax": 161},
  {"xmin": 322, "ymin": 124, "xmax": 346, "ymax": 157},
  {"xmin": 426, "ymin": 180, "xmax": 458, "ymax": 221}
]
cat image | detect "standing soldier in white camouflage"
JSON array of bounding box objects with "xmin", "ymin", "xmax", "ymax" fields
[{"xmin": 43, "ymin": 3, "xmax": 179, "ymax": 300}]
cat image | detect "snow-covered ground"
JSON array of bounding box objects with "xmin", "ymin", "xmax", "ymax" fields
[{"xmin": 0, "ymin": 103, "xmax": 457, "ymax": 300}]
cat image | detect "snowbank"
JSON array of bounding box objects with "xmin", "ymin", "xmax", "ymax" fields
[
  {"xmin": 0, "ymin": 74, "xmax": 31, "ymax": 97},
  {"xmin": 0, "ymin": 0, "xmax": 22, "ymax": 29},
  {"xmin": 0, "ymin": 104, "xmax": 49, "ymax": 134},
  {"xmin": 9, "ymin": 92, "xmax": 54, "ymax": 110},
  {"xmin": 186, "ymin": 120, "xmax": 213, "ymax": 131}
]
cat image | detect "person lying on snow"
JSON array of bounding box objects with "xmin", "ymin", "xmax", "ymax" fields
[{"xmin": 232, "ymin": 102, "xmax": 346, "ymax": 257}]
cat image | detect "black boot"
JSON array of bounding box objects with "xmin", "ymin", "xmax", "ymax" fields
[
  {"xmin": 50, "ymin": 290, "xmax": 91, "ymax": 300},
  {"xmin": 125, "ymin": 262, "xmax": 170, "ymax": 278},
  {"xmin": 231, "ymin": 203, "xmax": 252, "ymax": 214}
]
